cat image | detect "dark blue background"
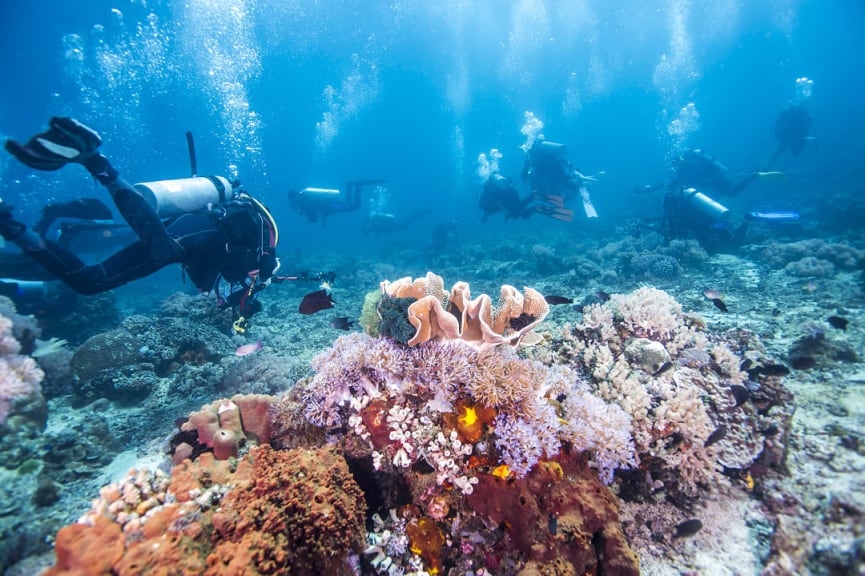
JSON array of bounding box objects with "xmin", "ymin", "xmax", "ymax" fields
[{"xmin": 2, "ymin": 0, "xmax": 863, "ymax": 260}]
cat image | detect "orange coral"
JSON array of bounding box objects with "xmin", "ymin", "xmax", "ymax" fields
[
  {"xmin": 407, "ymin": 516, "xmax": 445, "ymax": 574},
  {"xmin": 46, "ymin": 517, "xmax": 124, "ymax": 576},
  {"xmin": 46, "ymin": 446, "xmax": 366, "ymax": 576},
  {"xmin": 444, "ymin": 398, "xmax": 496, "ymax": 443},
  {"xmin": 209, "ymin": 445, "xmax": 366, "ymax": 575},
  {"xmin": 466, "ymin": 452, "xmax": 639, "ymax": 575},
  {"xmin": 361, "ymin": 398, "xmax": 393, "ymax": 449}
]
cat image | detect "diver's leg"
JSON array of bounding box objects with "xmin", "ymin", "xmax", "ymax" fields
[
  {"xmin": 0, "ymin": 225, "xmax": 159, "ymax": 294},
  {"xmin": 732, "ymin": 172, "xmax": 758, "ymax": 195},
  {"xmin": 84, "ymin": 154, "xmax": 183, "ymax": 262}
]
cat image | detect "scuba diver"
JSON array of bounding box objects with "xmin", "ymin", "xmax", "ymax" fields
[
  {"xmin": 363, "ymin": 209, "xmax": 430, "ymax": 236},
  {"xmin": 669, "ymin": 148, "xmax": 761, "ymax": 197},
  {"xmin": 521, "ymin": 138, "xmax": 599, "ymax": 220},
  {"xmin": 0, "ymin": 117, "xmax": 280, "ymax": 334},
  {"xmin": 479, "ymin": 172, "xmax": 536, "ymax": 222},
  {"xmin": 661, "ymin": 187, "xmax": 750, "ymax": 253},
  {"xmin": 288, "ymin": 180, "xmax": 385, "ymax": 225},
  {"xmin": 767, "ymin": 104, "xmax": 813, "ymax": 169},
  {"xmin": 767, "ymin": 76, "xmax": 816, "ymax": 169},
  {"xmin": 478, "ymin": 172, "xmax": 574, "ymax": 223}
]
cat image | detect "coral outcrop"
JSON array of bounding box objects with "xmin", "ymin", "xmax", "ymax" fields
[
  {"xmin": 174, "ymin": 393, "xmax": 276, "ymax": 462},
  {"xmin": 0, "ymin": 311, "xmax": 45, "ymax": 428},
  {"xmin": 46, "ymin": 446, "xmax": 366, "ymax": 576},
  {"xmin": 378, "ymin": 272, "xmax": 550, "ymax": 350},
  {"xmin": 547, "ymin": 286, "xmax": 794, "ymax": 498},
  {"xmin": 270, "ymin": 328, "xmax": 637, "ymax": 574}
]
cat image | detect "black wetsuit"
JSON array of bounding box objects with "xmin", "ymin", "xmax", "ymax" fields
[
  {"xmin": 4, "ymin": 165, "xmax": 275, "ymax": 309},
  {"xmin": 768, "ymin": 104, "xmax": 812, "ymax": 167},
  {"xmin": 479, "ymin": 174, "xmax": 533, "ymax": 221},
  {"xmin": 522, "ymin": 140, "xmax": 579, "ymax": 200},
  {"xmin": 672, "ymin": 149, "xmax": 756, "ymax": 197}
]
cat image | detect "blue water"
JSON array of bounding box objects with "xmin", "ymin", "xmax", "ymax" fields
[
  {"xmin": 3, "ymin": 2, "xmax": 865, "ymax": 573},
  {"xmin": 1, "ymin": 0, "xmax": 863, "ymax": 280}
]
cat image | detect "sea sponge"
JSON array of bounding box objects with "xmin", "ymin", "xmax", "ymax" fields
[
  {"xmin": 177, "ymin": 393, "xmax": 276, "ymax": 462},
  {"xmin": 209, "ymin": 446, "xmax": 366, "ymax": 575}
]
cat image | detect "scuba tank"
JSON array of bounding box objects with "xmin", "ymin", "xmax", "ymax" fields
[
  {"xmin": 298, "ymin": 187, "xmax": 341, "ymax": 198},
  {"xmin": 683, "ymin": 187, "xmax": 730, "ymax": 220},
  {"xmin": 134, "ymin": 176, "xmax": 233, "ymax": 218},
  {"xmin": 534, "ymin": 140, "xmax": 567, "ymax": 158}
]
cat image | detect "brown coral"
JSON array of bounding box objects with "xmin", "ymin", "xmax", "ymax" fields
[
  {"xmin": 46, "ymin": 446, "xmax": 366, "ymax": 576},
  {"xmin": 209, "ymin": 445, "xmax": 366, "ymax": 575},
  {"xmin": 466, "ymin": 451, "xmax": 639, "ymax": 576},
  {"xmin": 177, "ymin": 393, "xmax": 276, "ymax": 462}
]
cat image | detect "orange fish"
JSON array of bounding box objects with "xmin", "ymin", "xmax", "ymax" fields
[{"xmin": 235, "ymin": 341, "xmax": 262, "ymax": 357}]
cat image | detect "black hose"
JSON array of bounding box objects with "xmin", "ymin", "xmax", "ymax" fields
[{"xmin": 185, "ymin": 131, "xmax": 198, "ymax": 177}]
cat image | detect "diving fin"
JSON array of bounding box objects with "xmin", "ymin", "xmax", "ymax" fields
[
  {"xmin": 580, "ymin": 186, "xmax": 598, "ymax": 219},
  {"xmin": 536, "ymin": 205, "xmax": 574, "ymax": 222},
  {"xmin": 532, "ymin": 192, "xmax": 565, "ymax": 208},
  {"xmin": 755, "ymin": 171, "xmax": 786, "ymax": 180},
  {"xmin": 745, "ymin": 210, "xmax": 800, "ymax": 222},
  {"xmin": 33, "ymin": 198, "xmax": 114, "ymax": 236}
]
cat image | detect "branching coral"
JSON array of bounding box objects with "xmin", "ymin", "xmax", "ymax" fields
[
  {"xmin": 0, "ymin": 313, "xmax": 45, "ymax": 426},
  {"xmin": 552, "ymin": 286, "xmax": 792, "ymax": 498},
  {"xmin": 290, "ymin": 333, "xmax": 635, "ymax": 492}
]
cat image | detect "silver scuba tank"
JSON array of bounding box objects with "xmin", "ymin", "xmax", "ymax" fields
[
  {"xmin": 298, "ymin": 187, "xmax": 341, "ymax": 198},
  {"xmin": 683, "ymin": 188, "xmax": 730, "ymax": 220},
  {"xmin": 134, "ymin": 176, "xmax": 233, "ymax": 218}
]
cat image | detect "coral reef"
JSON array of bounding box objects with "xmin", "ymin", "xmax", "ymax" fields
[
  {"xmin": 0, "ymin": 311, "xmax": 45, "ymax": 428},
  {"xmin": 21, "ymin": 272, "xmax": 806, "ymax": 575},
  {"xmin": 760, "ymin": 239, "xmax": 865, "ymax": 270},
  {"xmin": 268, "ymin": 325, "xmax": 638, "ymax": 573},
  {"xmin": 173, "ymin": 393, "xmax": 276, "ymax": 462},
  {"xmin": 69, "ymin": 314, "xmax": 235, "ymax": 406},
  {"xmin": 544, "ymin": 286, "xmax": 794, "ymax": 498},
  {"xmin": 46, "ymin": 446, "xmax": 366, "ymax": 576}
]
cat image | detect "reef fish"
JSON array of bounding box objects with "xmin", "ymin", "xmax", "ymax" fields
[
  {"xmin": 703, "ymin": 289, "xmax": 724, "ymax": 300},
  {"xmin": 235, "ymin": 341, "xmax": 262, "ymax": 357},
  {"xmin": 827, "ymin": 316, "xmax": 849, "ymax": 331},
  {"xmin": 299, "ymin": 289, "xmax": 336, "ymax": 315},
  {"xmin": 652, "ymin": 361, "xmax": 674, "ymax": 378},
  {"xmin": 544, "ymin": 294, "xmax": 573, "ymax": 305},
  {"xmin": 711, "ymin": 298, "xmax": 728, "ymax": 313},
  {"xmin": 595, "ymin": 290, "xmax": 611, "ymax": 302},
  {"xmin": 729, "ymin": 384, "xmax": 750, "ymax": 407},
  {"xmin": 704, "ymin": 425, "xmax": 728, "ymax": 447},
  {"xmin": 673, "ymin": 519, "xmax": 703, "ymax": 538},
  {"xmin": 329, "ymin": 316, "xmax": 354, "ymax": 330}
]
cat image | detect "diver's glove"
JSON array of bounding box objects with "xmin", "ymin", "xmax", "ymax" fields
[{"xmin": 5, "ymin": 117, "xmax": 103, "ymax": 171}]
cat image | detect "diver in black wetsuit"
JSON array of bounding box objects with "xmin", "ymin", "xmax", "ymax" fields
[
  {"xmin": 288, "ymin": 180, "xmax": 386, "ymax": 225},
  {"xmin": 670, "ymin": 149, "xmax": 758, "ymax": 197},
  {"xmin": 0, "ymin": 117, "xmax": 279, "ymax": 333},
  {"xmin": 767, "ymin": 104, "xmax": 813, "ymax": 168},
  {"xmin": 479, "ymin": 172, "xmax": 574, "ymax": 223},
  {"xmin": 479, "ymin": 173, "xmax": 535, "ymax": 222}
]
